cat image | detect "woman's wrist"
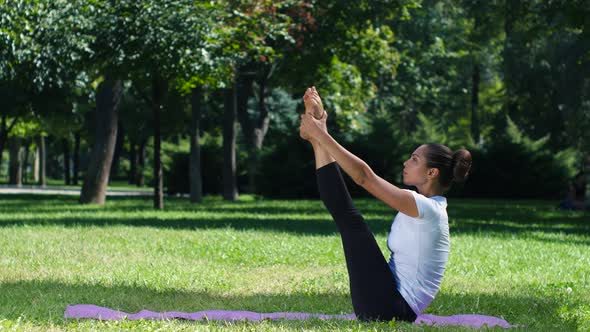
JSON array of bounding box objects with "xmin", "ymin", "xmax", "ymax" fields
[
  {"xmin": 315, "ymin": 129, "xmax": 331, "ymax": 146},
  {"xmin": 309, "ymin": 138, "xmax": 321, "ymax": 149}
]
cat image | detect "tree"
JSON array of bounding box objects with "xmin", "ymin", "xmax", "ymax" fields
[
  {"xmin": 228, "ymin": 1, "xmax": 310, "ymax": 194},
  {"xmin": 212, "ymin": 0, "xmax": 304, "ymax": 199},
  {"xmin": 1, "ymin": 0, "xmax": 97, "ymax": 190},
  {"xmin": 118, "ymin": 82, "xmax": 152, "ymax": 187},
  {"xmin": 80, "ymin": 77, "xmax": 122, "ymax": 203},
  {"xmin": 0, "ymin": 3, "xmax": 33, "ymax": 171},
  {"xmin": 461, "ymin": 0, "xmax": 504, "ymax": 145},
  {"xmin": 500, "ymin": 0, "xmax": 589, "ymax": 156},
  {"xmin": 6, "ymin": 116, "xmax": 40, "ymax": 186},
  {"xmin": 117, "ymin": 0, "xmax": 221, "ymax": 208},
  {"xmin": 189, "ymin": 87, "xmax": 204, "ymax": 202}
]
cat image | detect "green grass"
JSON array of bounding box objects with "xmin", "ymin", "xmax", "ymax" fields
[
  {"xmin": 0, "ymin": 194, "xmax": 588, "ymax": 331},
  {"xmin": 0, "ymin": 178, "xmax": 151, "ymax": 192}
]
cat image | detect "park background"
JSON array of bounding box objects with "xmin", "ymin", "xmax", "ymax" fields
[{"xmin": 1, "ymin": 0, "xmax": 589, "ymax": 331}]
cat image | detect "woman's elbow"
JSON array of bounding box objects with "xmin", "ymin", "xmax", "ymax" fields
[{"xmin": 354, "ymin": 164, "xmax": 374, "ymax": 186}]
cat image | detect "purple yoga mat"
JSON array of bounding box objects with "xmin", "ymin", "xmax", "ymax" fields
[{"xmin": 64, "ymin": 304, "xmax": 517, "ymax": 328}]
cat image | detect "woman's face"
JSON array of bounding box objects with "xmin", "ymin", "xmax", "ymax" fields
[{"xmin": 402, "ymin": 145, "xmax": 431, "ymax": 186}]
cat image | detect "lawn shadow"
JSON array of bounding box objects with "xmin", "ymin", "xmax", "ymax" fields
[
  {"xmin": 0, "ymin": 214, "xmax": 374, "ymax": 235},
  {"xmin": 0, "ymin": 194, "xmax": 330, "ymax": 215},
  {"xmin": 0, "ymin": 194, "xmax": 588, "ymax": 244},
  {"xmin": 446, "ymin": 200, "xmax": 590, "ymax": 244},
  {"xmin": 0, "ymin": 280, "xmax": 574, "ymax": 330}
]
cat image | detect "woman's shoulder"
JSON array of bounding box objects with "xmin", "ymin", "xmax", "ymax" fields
[{"xmin": 404, "ymin": 189, "xmax": 447, "ymax": 220}]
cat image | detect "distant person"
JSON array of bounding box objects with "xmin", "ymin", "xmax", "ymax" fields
[{"xmin": 559, "ymin": 172, "xmax": 588, "ymax": 211}]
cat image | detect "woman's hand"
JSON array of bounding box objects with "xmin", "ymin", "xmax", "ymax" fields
[{"xmin": 299, "ymin": 108, "xmax": 328, "ymax": 143}]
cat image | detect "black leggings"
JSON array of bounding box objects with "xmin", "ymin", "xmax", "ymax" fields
[{"xmin": 316, "ymin": 162, "xmax": 417, "ymax": 322}]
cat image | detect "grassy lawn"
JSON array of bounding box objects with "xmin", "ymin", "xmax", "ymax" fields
[
  {"xmin": 0, "ymin": 194, "xmax": 588, "ymax": 331},
  {"xmin": 0, "ymin": 179, "xmax": 154, "ymax": 193},
  {"xmin": 0, "ymin": 179, "xmax": 152, "ymax": 192}
]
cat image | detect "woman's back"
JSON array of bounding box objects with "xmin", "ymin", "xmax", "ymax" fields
[{"xmin": 387, "ymin": 190, "xmax": 450, "ymax": 315}]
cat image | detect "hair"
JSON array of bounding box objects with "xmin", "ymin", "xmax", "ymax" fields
[{"xmin": 423, "ymin": 143, "xmax": 472, "ymax": 190}]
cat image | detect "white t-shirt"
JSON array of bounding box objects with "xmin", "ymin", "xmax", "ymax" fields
[{"xmin": 387, "ymin": 189, "xmax": 450, "ymax": 315}]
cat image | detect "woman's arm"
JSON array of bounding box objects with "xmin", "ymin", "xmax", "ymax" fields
[
  {"xmin": 312, "ymin": 129, "xmax": 366, "ymax": 183},
  {"xmin": 299, "ymin": 87, "xmax": 418, "ymax": 216},
  {"xmin": 311, "ymin": 127, "xmax": 419, "ymax": 217}
]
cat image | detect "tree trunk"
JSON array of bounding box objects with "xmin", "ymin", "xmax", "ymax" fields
[
  {"xmin": 37, "ymin": 135, "xmax": 46, "ymax": 188},
  {"xmin": 136, "ymin": 138, "xmax": 146, "ymax": 187},
  {"xmin": 110, "ymin": 121, "xmax": 125, "ymax": 181},
  {"xmin": 63, "ymin": 137, "xmax": 71, "ymax": 185},
  {"xmin": 252, "ymin": 79, "xmax": 270, "ymax": 186},
  {"xmin": 80, "ymin": 77, "xmax": 122, "ymax": 204},
  {"xmin": 22, "ymin": 139, "xmax": 30, "ymax": 184},
  {"xmin": 471, "ymin": 62, "xmax": 481, "ymax": 144},
  {"xmin": 189, "ymin": 87, "xmax": 203, "ymax": 203},
  {"xmin": 152, "ymin": 75, "xmax": 166, "ymax": 209},
  {"xmin": 34, "ymin": 145, "xmax": 39, "ymax": 183},
  {"xmin": 223, "ymin": 83, "xmax": 239, "ymax": 201},
  {"xmin": 128, "ymin": 141, "xmax": 136, "ymax": 184},
  {"xmin": 0, "ymin": 115, "xmax": 18, "ymax": 172},
  {"xmin": 236, "ymin": 74, "xmax": 255, "ymax": 193},
  {"xmin": 8, "ymin": 137, "xmax": 22, "ymax": 187},
  {"xmin": 73, "ymin": 131, "xmax": 81, "ymax": 185},
  {"xmin": 237, "ymin": 74, "xmax": 271, "ymax": 195}
]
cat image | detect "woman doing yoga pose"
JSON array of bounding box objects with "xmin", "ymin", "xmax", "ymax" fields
[{"xmin": 299, "ymin": 87, "xmax": 472, "ymax": 322}]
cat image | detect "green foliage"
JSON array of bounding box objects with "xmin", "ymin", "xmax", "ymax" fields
[
  {"xmin": 343, "ymin": 23, "xmax": 400, "ymax": 80},
  {"xmin": 218, "ymin": 0, "xmax": 298, "ymax": 63},
  {"xmin": 345, "ymin": 112, "xmax": 412, "ymax": 197},
  {"xmin": 208, "ymin": 0, "xmax": 306, "ymax": 89},
  {"xmin": 87, "ymin": 0, "xmax": 214, "ymax": 79},
  {"xmin": 413, "ymin": 112, "xmax": 450, "ymax": 145},
  {"xmin": 253, "ymin": 87, "xmax": 326, "ymax": 198},
  {"xmin": 457, "ymin": 117, "xmax": 580, "ymax": 199},
  {"xmin": 8, "ymin": 117, "xmax": 39, "ymax": 138},
  {"xmin": 317, "ymin": 56, "xmax": 374, "ymax": 133},
  {"xmin": 0, "ymin": 0, "xmax": 93, "ymax": 89},
  {"xmin": 500, "ymin": 0, "xmax": 590, "ymax": 151},
  {"xmin": 164, "ymin": 152, "xmax": 190, "ymax": 195},
  {"xmin": 164, "ymin": 131, "xmax": 251, "ymax": 195},
  {"xmin": 385, "ymin": 1, "xmax": 474, "ymax": 138},
  {"xmin": 256, "ymin": 134, "xmax": 317, "ymax": 198},
  {"xmin": 0, "ymin": 0, "xmax": 96, "ymax": 145}
]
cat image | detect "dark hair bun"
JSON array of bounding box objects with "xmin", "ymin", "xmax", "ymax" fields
[{"xmin": 452, "ymin": 149, "xmax": 472, "ymax": 183}]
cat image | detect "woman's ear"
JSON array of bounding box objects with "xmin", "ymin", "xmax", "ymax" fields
[{"xmin": 427, "ymin": 168, "xmax": 439, "ymax": 179}]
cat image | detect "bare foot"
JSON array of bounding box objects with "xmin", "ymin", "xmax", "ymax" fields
[{"xmin": 304, "ymin": 87, "xmax": 325, "ymax": 120}]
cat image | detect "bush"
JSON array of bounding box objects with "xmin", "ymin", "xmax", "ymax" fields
[
  {"xmin": 164, "ymin": 152, "xmax": 190, "ymax": 195},
  {"xmin": 453, "ymin": 117, "xmax": 579, "ymax": 199},
  {"xmin": 165, "ymin": 142, "xmax": 226, "ymax": 196},
  {"xmin": 255, "ymin": 132, "xmax": 319, "ymax": 199},
  {"xmin": 165, "ymin": 135, "xmax": 249, "ymax": 196}
]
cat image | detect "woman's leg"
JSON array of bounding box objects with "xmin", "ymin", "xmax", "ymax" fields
[{"xmin": 315, "ymin": 160, "xmax": 416, "ymax": 322}]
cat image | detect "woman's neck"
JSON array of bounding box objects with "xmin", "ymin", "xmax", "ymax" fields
[{"xmin": 416, "ymin": 183, "xmax": 443, "ymax": 198}]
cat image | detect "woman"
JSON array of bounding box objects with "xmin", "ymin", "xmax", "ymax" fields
[{"xmin": 299, "ymin": 87, "xmax": 472, "ymax": 322}]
